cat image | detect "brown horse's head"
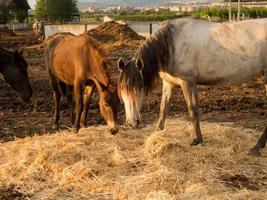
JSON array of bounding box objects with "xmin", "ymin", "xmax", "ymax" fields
[
  {"xmin": 98, "ymin": 84, "xmax": 120, "ymax": 134},
  {"xmin": 3, "ymin": 50, "xmax": 32, "ymax": 102}
]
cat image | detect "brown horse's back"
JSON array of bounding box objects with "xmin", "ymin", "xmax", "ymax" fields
[{"xmin": 45, "ymin": 34, "xmax": 109, "ymax": 86}]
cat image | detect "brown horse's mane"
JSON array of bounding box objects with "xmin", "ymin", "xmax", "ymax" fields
[
  {"xmin": 82, "ymin": 35, "xmax": 109, "ymax": 68},
  {"xmin": 81, "ymin": 35, "xmax": 117, "ymax": 89}
]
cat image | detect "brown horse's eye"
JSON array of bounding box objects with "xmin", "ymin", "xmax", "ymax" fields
[{"xmin": 104, "ymin": 103, "xmax": 109, "ymax": 107}]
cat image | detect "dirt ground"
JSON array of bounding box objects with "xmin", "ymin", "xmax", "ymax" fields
[{"xmin": 0, "ymin": 23, "xmax": 266, "ymax": 199}]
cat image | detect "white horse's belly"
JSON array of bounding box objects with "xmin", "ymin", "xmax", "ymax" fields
[{"xmin": 196, "ymin": 56, "xmax": 262, "ymax": 85}]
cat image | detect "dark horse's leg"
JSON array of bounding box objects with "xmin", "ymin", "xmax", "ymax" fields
[
  {"xmin": 180, "ymin": 80, "xmax": 203, "ymax": 146},
  {"xmin": 81, "ymin": 85, "xmax": 95, "ymax": 127},
  {"xmin": 249, "ymin": 125, "xmax": 267, "ymax": 156},
  {"xmin": 74, "ymin": 80, "xmax": 83, "ymax": 132},
  {"xmin": 156, "ymin": 80, "xmax": 174, "ymax": 131}
]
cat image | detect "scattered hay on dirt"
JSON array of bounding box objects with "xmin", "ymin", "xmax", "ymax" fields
[
  {"xmin": 0, "ymin": 28, "xmax": 16, "ymax": 38},
  {"xmin": 0, "ymin": 118, "xmax": 266, "ymax": 199}
]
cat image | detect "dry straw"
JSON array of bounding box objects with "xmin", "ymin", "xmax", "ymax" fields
[{"xmin": 0, "ymin": 117, "xmax": 266, "ymax": 199}]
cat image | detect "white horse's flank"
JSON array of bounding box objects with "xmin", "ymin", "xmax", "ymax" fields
[
  {"xmin": 118, "ymin": 18, "xmax": 267, "ymax": 155},
  {"xmin": 160, "ymin": 18, "xmax": 266, "ymax": 86}
]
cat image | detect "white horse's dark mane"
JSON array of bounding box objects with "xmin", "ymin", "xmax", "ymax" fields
[{"xmin": 135, "ymin": 21, "xmax": 176, "ymax": 93}]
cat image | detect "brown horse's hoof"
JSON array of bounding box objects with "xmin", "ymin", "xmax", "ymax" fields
[
  {"xmin": 248, "ymin": 147, "xmax": 260, "ymax": 156},
  {"xmin": 52, "ymin": 123, "xmax": 59, "ymax": 130},
  {"xmin": 191, "ymin": 138, "xmax": 203, "ymax": 146}
]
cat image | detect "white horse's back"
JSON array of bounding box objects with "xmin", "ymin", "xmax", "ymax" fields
[{"xmin": 170, "ymin": 18, "xmax": 267, "ymax": 85}]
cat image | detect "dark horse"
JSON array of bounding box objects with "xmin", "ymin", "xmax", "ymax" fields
[
  {"xmin": 45, "ymin": 34, "xmax": 119, "ymax": 134},
  {"xmin": 0, "ymin": 47, "xmax": 32, "ymax": 102},
  {"xmin": 117, "ymin": 18, "xmax": 267, "ymax": 156}
]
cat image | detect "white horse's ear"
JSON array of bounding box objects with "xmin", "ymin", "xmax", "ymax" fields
[
  {"xmin": 135, "ymin": 58, "xmax": 143, "ymax": 70},
  {"xmin": 117, "ymin": 58, "xmax": 125, "ymax": 71}
]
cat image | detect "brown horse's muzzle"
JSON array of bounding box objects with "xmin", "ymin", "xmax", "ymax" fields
[{"xmin": 109, "ymin": 126, "xmax": 119, "ymax": 135}]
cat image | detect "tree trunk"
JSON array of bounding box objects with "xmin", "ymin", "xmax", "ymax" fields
[
  {"xmin": 237, "ymin": 0, "xmax": 241, "ymax": 21},
  {"xmin": 229, "ymin": 0, "xmax": 232, "ymax": 22}
]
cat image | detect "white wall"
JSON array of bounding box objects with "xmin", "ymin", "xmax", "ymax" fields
[
  {"xmin": 44, "ymin": 22, "xmax": 161, "ymax": 39},
  {"xmin": 129, "ymin": 23, "xmax": 160, "ymax": 38},
  {"xmin": 44, "ymin": 24, "xmax": 98, "ymax": 38}
]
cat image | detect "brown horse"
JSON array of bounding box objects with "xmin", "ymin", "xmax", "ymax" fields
[
  {"xmin": 0, "ymin": 47, "xmax": 32, "ymax": 102},
  {"xmin": 44, "ymin": 34, "xmax": 119, "ymax": 134}
]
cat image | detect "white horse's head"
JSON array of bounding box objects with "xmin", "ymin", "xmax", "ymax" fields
[{"xmin": 117, "ymin": 58, "xmax": 144, "ymax": 129}]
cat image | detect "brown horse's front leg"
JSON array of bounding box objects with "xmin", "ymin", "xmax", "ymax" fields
[
  {"xmin": 180, "ymin": 80, "xmax": 203, "ymax": 146},
  {"xmin": 81, "ymin": 85, "xmax": 95, "ymax": 127},
  {"xmin": 156, "ymin": 80, "xmax": 173, "ymax": 131},
  {"xmin": 249, "ymin": 125, "xmax": 267, "ymax": 156},
  {"xmin": 74, "ymin": 81, "xmax": 83, "ymax": 132}
]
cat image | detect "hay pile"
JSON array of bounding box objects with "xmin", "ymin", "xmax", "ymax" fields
[
  {"xmin": 0, "ymin": 117, "xmax": 266, "ymax": 199},
  {"xmin": 86, "ymin": 21, "xmax": 145, "ymax": 43}
]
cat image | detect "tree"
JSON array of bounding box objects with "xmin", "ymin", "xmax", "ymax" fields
[
  {"xmin": 14, "ymin": 9, "xmax": 27, "ymax": 22},
  {"xmin": 35, "ymin": 0, "xmax": 78, "ymax": 22},
  {"xmin": 237, "ymin": 0, "xmax": 240, "ymax": 21},
  {"xmin": 0, "ymin": 0, "xmax": 30, "ymax": 23},
  {"xmin": 35, "ymin": 0, "xmax": 47, "ymax": 20},
  {"xmin": 229, "ymin": 0, "xmax": 232, "ymax": 22}
]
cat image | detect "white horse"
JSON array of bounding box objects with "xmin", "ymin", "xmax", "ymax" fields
[
  {"xmin": 117, "ymin": 18, "xmax": 267, "ymax": 156},
  {"xmin": 33, "ymin": 20, "xmax": 44, "ymax": 41}
]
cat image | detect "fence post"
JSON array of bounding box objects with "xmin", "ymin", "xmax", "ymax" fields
[{"xmin": 149, "ymin": 23, "xmax": 152, "ymax": 35}]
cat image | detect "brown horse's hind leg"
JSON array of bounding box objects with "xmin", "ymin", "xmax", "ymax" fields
[
  {"xmin": 156, "ymin": 80, "xmax": 173, "ymax": 131},
  {"xmin": 249, "ymin": 125, "xmax": 267, "ymax": 156},
  {"xmin": 81, "ymin": 85, "xmax": 95, "ymax": 127},
  {"xmin": 66, "ymin": 85, "xmax": 74, "ymax": 125},
  {"xmin": 50, "ymin": 79, "xmax": 61, "ymax": 130},
  {"xmin": 180, "ymin": 80, "xmax": 203, "ymax": 146},
  {"xmin": 74, "ymin": 80, "xmax": 83, "ymax": 132}
]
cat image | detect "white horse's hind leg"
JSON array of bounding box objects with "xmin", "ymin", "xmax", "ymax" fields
[
  {"xmin": 249, "ymin": 73, "xmax": 267, "ymax": 156},
  {"xmin": 180, "ymin": 80, "xmax": 203, "ymax": 146},
  {"xmin": 156, "ymin": 80, "xmax": 174, "ymax": 131},
  {"xmin": 249, "ymin": 125, "xmax": 267, "ymax": 156}
]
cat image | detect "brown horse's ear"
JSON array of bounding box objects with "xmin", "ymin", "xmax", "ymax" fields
[
  {"xmin": 135, "ymin": 58, "xmax": 144, "ymax": 71},
  {"xmin": 117, "ymin": 58, "xmax": 125, "ymax": 71}
]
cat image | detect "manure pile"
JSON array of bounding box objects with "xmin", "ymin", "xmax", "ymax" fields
[
  {"xmin": 0, "ymin": 118, "xmax": 266, "ymax": 199},
  {"xmin": 85, "ymin": 21, "xmax": 145, "ymax": 43}
]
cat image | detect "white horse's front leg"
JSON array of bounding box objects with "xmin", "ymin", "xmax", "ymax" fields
[
  {"xmin": 156, "ymin": 80, "xmax": 174, "ymax": 131},
  {"xmin": 180, "ymin": 80, "xmax": 203, "ymax": 146}
]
